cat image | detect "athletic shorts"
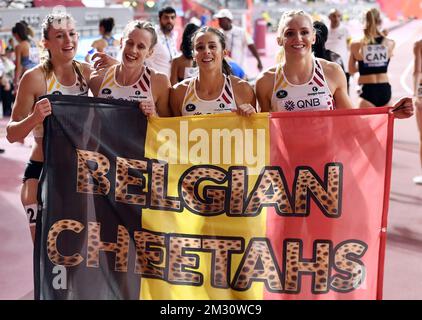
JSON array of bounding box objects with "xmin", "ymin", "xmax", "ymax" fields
[
  {"xmin": 23, "ymin": 160, "xmax": 43, "ymax": 183},
  {"xmin": 359, "ymin": 83, "xmax": 391, "ymax": 107}
]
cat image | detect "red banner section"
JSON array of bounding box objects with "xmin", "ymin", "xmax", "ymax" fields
[{"xmin": 265, "ymin": 108, "xmax": 394, "ymax": 299}]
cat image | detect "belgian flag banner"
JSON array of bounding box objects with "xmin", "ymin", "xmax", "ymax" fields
[{"xmin": 35, "ymin": 95, "xmax": 394, "ymax": 300}]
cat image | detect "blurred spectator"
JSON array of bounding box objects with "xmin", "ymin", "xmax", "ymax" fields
[
  {"xmin": 325, "ymin": 9, "xmax": 351, "ymax": 91},
  {"xmin": 146, "ymin": 6, "xmax": 179, "ymax": 77},
  {"xmin": 214, "ymin": 9, "xmax": 263, "ymax": 72},
  {"xmin": 12, "ymin": 21, "xmax": 40, "ymax": 89},
  {"xmin": 312, "ymin": 21, "xmax": 345, "ymax": 73},
  {"xmin": 170, "ymin": 23, "xmax": 199, "ymax": 86},
  {"xmin": 0, "ymin": 40, "xmax": 15, "ymax": 117},
  {"xmin": 86, "ymin": 17, "xmax": 120, "ymax": 62},
  {"xmin": 226, "ymin": 57, "xmax": 246, "ymax": 80}
]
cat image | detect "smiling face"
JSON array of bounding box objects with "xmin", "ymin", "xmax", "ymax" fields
[
  {"xmin": 277, "ymin": 14, "xmax": 315, "ymax": 58},
  {"xmin": 193, "ymin": 31, "xmax": 226, "ymax": 72},
  {"xmin": 121, "ymin": 27, "xmax": 153, "ymax": 68},
  {"xmin": 43, "ymin": 19, "xmax": 78, "ymax": 62}
]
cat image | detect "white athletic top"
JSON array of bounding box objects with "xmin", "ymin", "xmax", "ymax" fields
[
  {"xmin": 181, "ymin": 75, "xmax": 237, "ymax": 116},
  {"xmin": 270, "ymin": 58, "xmax": 334, "ymax": 112},
  {"xmin": 98, "ymin": 64, "xmax": 153, "ymax": 102},
  {"xmin": 33, "ymin": 62, "xmax": 89, "ymax": 138}
]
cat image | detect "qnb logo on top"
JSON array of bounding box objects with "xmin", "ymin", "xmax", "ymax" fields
[
  {"xmin": 284, "ymin": 100, "xmax": 295, "ymax": 111},
  {"xmin": 298, "ymin": 98, "xmax": 321, "ymax": 109},
  {"xmin": 285, "ymin": 98, "xmax": 322, "ymax": 111}
]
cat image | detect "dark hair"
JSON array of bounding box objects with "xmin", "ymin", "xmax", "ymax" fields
[
  {"xmin": 12, "ymin": 22, "xmax": 30, "ymax": 41},
  {"xmin": 99, "ymin": 17, "xmax": 115, "ymax": 34},
  {"xmin": 312, "ymin": 21, "xmax": 345, "ymax": 71},
  {"xmin": 159, "ymin": 6, "xmax": 176, "ymax": 19},
  {"xmin": 312, "ymin": 21, "xmax": 328, "ymax": 58},
  {"xmin": 192, "ymin": 26, "xmax": 232, "ymax": 76},
  {"xmin": 181, "ymin": 23, "xmax": 199, "ymax": 59}
]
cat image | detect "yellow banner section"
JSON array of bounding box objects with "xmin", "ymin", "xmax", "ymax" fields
[{"xmin": 141, "ymin": 113, "xmax": 270, "ymax": 299}]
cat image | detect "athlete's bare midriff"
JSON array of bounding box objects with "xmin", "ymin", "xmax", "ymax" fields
[{"xmin": 358, "ymin": 73, "xmax": 389, "ymax": 85}]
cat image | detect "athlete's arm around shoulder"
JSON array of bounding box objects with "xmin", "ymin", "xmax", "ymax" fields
[
  {"xmin": 89, "ymin": 65, "xmax": 108, "ymax": 97},
  {"xmin": 6, "ymin": 66, "xmax": 48, "ymax": 142},
  {"xmin": 80, "ymin": 61, "xmax": 94, "ymax": 81},
  {"xmin": 321, "ymin": 59, "xmax": 353, "ymax": 110},
  {"xmin": 255, "ymin": 66, "xmax": 276, "ymax": 112},
  {"xmin": 169, "ymin": 78, "xmax": 190, "ymax": 116},
  {"xmin": 230, "ymin": 75, "xmax": 256, "ymax": 108},
  {"xmin": 151, "ymin": 69, "xmax": 172, "ymax": 117}
]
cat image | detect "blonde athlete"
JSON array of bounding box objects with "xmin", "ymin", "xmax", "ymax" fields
[
  {"xmin": 170, "ymin": 27, "xmax": 256, "ymax": 117},
  {"xmin": 6, "ymin": 13, "xmax": 92, "ymax": 241},
  {"xmin": 349, "ymin": 8, "xmax": 395, "ymax": 108},
  {"xmin": 256, "ymin": 10, "xmax": 413, "ymax": 118},
  {"xmin": 90, "ymin": 20, "xmax": 171, "ymax": 117}
]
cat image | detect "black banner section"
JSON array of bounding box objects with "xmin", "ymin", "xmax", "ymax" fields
[{"xmin": 35, "ymin": 95, "xmax": 147, "ymax": 299}]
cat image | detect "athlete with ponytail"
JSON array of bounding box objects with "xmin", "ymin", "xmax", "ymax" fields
[
  {"xmin": 170, "ymin": 26, "xmax": 256, "ymax": 116},
  {"xmin": 256, "ymin": 10, "xmax": 412, "ymax": 118},
  {"xmin": 349, "ymin": 8, "xmax": 395, "ymax": 108},
  {"xmin": 6, "ymin": 13, "xmax": 91, "ymax": 241},
  {"xmin": 12, "ymin": 21, "xmax": 40, "ymax": 89}
]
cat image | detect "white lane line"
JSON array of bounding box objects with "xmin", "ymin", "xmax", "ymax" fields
[{"xmin": 400, "ymin": 60, "xmax": 414, "ymax": 95}]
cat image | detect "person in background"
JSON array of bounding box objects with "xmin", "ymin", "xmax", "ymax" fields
[
  {"xmin": 0, "ymin": 42, "xmax": 15, "ymax": 117},
  {"xmin": 325, "ymin": 9, "xmax": 351, "ymax": 92},
  {"xmin": 0, "ymin": 56, "xmax": 5, "ymax": 147},
  {"xmin": 312, "ymin": 21, "xmax": 345, "ymax": 73},
  {"xmin": 214, "ymin": 9, "xmax": 263, "ymax": 74},
  {"xmin": 170, "ymin": 23, "xmax": 199, "ymax": 86},
  {"xmin": 413, "ymin": 39, "xmax": 422, "ymax": 185},
  {"xmin": 226, "ymin": 56, "xmax": 247, "ymax": 80},
  {"xmin": 146, "ymin": 6, "xmax": 179, "ymax": 78},
  {"xmin": 12, "ymin": 21, "xmax": 40, "ymax": 90},
  {"xmin": 349, "ymin": 8, "xmax": 395, "ymax": 108},
  {"xmin": 85, "ymin": 17, "xmax": 120, "ymax": 63}
]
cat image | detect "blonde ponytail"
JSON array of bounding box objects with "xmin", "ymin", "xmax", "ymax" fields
[{"xmin": 363, "ymin": 8, "xmax": 382, "ymax": 44}]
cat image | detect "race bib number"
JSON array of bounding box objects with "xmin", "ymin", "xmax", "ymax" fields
[
  {"xmin": 25, "ymin": 204, "xmax": 39, "ymax": 226},
  {"xmin": 363, "ymin": 44, "xmax": 388, "ymax": 67}
]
